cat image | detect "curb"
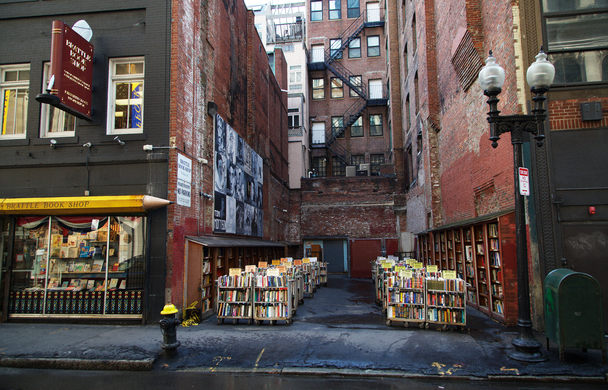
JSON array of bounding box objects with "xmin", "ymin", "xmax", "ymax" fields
[{"xmin": 0, "ymin": 357, "xmax": 156, "ymax": 371}]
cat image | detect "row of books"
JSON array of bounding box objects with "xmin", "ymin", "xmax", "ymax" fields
[
  {"xmin": 254, "ymin": 304, "xmax": 290, "ymax": 319},
  {"xmin": 217, "ymin": 302, "xmax": 252, "ymax": 318},
  {"xmin": 389, "ymin": 276, "xmax": 425, "ymax": 289},
  {"xmin": 426, "ymin": 278, "xmax": 465, "ymax": 292},
  {"xmin": 254, "ymin": 290, "xmax": 289, "ymax": 303},
  {"xmin": 387, "ymin": 305, "xmax": 425, "ymax": 320},
  {"xmin": 427, "ymin": 292, "xmax": 464, "ymax": 308},
  {"xmin": 491, "ymin": 283, "xmax": 503, "ymax": 297},
  {"xmin": 387, "ymin": 291, "xmax": 424, "ymax": 305},
  {"xmin": 218, "ymin": 289, "xmax": 250, "ymax": 303},
  {"xmin": 490, "ymin": 252, "xmax": 501, "ymax": 267},
  {"xmin": 218, "ymin": 275, "xmax": 252, "ymax": 288},
  {"xmin": 427, "ymin": 308, "xmax": 465, "ymax": 324},
  {"xmin": 255, "ymin": 275, "xmax": 286, "ymax": 288},
  {"xmin": 8, "ymin": 290, "xmax": 143, "ymax": 315}
]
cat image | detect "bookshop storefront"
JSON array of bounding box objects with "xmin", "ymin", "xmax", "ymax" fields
[{"xmin": 0, "ymin": 195, "xmax": 169, "ymax": 321}]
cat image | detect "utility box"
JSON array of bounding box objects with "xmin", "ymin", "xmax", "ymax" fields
[{"xmin": 544, "ymin": 268, "xmax": 605, "ymax": 362}]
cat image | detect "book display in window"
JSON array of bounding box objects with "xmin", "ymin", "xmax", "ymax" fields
[
  {"xmin": 386, "ymin": 271, "xmax": 426, "ymax": 328},
  {"xmin": 216, "ymin": 272, "xmax": 253, "ymax": 324},
  {"xmin": 253, "ymin": 273, "xmax": 292, "ymax": 325},
  {"xmin": 426, "ymin": 273, "xmax": 466, "ymax": 328}
]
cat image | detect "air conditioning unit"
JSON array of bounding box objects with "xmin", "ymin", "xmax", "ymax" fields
[
  {"xmin": 345, "ymin": 166, "xmax": 356, "ymax": 177},
  {"xmin": 357, "ymin": 163, "xmax": 370, "ymax": 176}
]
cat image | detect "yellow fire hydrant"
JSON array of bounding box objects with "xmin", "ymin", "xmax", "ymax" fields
[{"xmin": 159, "ymin": 304, "xmax": 181, "ymax": 351}]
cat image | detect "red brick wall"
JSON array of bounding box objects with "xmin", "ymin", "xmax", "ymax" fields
[{"xmin": 549, "ymin": 97, "xmax": 608, "ymax": 130}]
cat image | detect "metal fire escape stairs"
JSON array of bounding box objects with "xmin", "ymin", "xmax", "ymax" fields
[{"xmin": 310, "ymin": 11, "xmax": 385, "ymax": 166}]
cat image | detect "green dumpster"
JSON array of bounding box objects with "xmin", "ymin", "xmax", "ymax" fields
[{"xmin": 544, "ymin": 268, "xmax": 605, "ymax": 362}]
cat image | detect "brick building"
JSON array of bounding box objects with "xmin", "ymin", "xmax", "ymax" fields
[
  {"xmin": 0, "ymin": 0, "xmax": 288, "ymax": 323},
  {"xmin": 390, "ymin": 0, "xmax": 608, "ymax": 328}
]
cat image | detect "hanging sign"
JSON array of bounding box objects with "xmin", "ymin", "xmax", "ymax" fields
[{"xmin": 519, "ymin": 167, "xmax": 530, "ymax": 196}]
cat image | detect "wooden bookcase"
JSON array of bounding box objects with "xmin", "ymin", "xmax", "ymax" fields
[
  {"xmin": 201, "ymin": 249, "xmax": 214, "ymax": 317},
  {"xmin": 426, "ymin": 276, "xmax": 466, "ymax": 328},
  {"xmin": 216, "ymin": 274, "xmax": 253, "ymax": 324},
  {"xmin": 253, "ymin": 274, "xmax": 293, "ymax": 325},
  {"xmin": 386, "ymin": 272, "xmax": 426, "ymax": 327},
  {"xmin": 416, "ymin": 213, "xmax": 517, "ymax": 325}
]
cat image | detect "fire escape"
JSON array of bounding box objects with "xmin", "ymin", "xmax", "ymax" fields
[{"xmin": 307, "ymin": 11, "xmax": 386, "ymax": 167}]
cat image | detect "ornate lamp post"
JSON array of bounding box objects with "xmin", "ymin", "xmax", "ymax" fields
[{"xmin": 478, "ymin": 49, "xmax": 555, "ymax": 362}]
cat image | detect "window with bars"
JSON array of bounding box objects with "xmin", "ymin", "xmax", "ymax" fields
[
  {"xmin": 332, "ymin": 157, "xmax": 346, "ymax": 176},
  {"xmin": 370, "ymin": 154, "xmax": 385, "ymax": 174},
  {"xmin": 351, "ymin": 154, "xmax": 365, "ymax": 166}
]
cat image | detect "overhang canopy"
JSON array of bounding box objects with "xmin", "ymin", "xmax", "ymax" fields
[
  {"xmin": 186, "ymin": 235, "xmax": 286, "ymax": 248},
  {"xmin": 0, "ymin": 195, "xmax": 171, "ymax": 215}
]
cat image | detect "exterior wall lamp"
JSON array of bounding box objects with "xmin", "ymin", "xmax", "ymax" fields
[{"xmin": 478, "ymin": 48, "xmax": 555, "ymax": 363}]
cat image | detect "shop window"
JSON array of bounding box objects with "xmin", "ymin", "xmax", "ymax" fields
[
  {"xmin": 349, "ymin": 38, "xmax": 361, "ymax": 58},
  {"xmin": 331, "ymin": 77, "xmax": 344, "ymax": 98},
  {"xmin": 349, "ymin": 75, "xmax": 362, "ymax": 97},
  {"xmin": 369, "ymin": 113, "xmax": 383, "ymax": 136},
  {"xmin": 329, "ymin": 0, "xmax": 341, "ymax": 20},
  {"xmin": 40, "ymin": 62, "xmax": 76, "ymax": 138},
  {"xmin": 367, "ymin": 35, "xmax": 380, "ymax": 57},
  {"xmin": 347, "ymin": 0, "xmax": 360, "ymax": 18},
  {"xmin": 8, "ymin": 216, "xmax": 146, "ymax": 316},
  {"xmin": 350, "ymin": 116, "xmax": 363, "ymax": 137},
  {"xmin": 330, "ymin": 38, "xmax": 343, "ymax": 59},
  {"xmin": 332, "ymin": 157, "xmax": 346, "ymax": 176},
  {"xmin": 310, "ymin": 0, "xmax": 323, "ymax": 21},
  {"xmin": 107, "ymin": 57, "xmax": 144, "ymax": 135},
  {"xmin": 312, "ymin": 77, "xmax": 325, "ymax": 99},
  {"xmin": 331, "ymin": 116, "xmax": 344, "ymax": 138},
  {"xmin": 370, "ymin": 153, "xmax": 385, "ymax": 174},
  {"xmin": 0, "ymin": 64, "xmax": 30, "ymax": 139},
  {"xmin": 542, "ymin": 0, "xmax": 608, "ymax": 85}
]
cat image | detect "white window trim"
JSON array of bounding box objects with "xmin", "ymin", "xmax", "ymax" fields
[
  {"xmin": 0, "ymin": 64, "xmax": 30, "ymax": 140},
  {"xmin": 106, "ymin": 57, "xmax": 145, "ymax": 135},
  {"xmin": 40, "ymin": 62, "xmax": 75, "ymax": 138}
]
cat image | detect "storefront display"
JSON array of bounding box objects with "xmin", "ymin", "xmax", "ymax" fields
[{"xmin": 7, "ymin": 215, "xmax": 146, "ymax": 318}]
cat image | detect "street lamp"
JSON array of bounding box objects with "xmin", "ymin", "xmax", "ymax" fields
[{"xmin": 478, "ymin": 48, "xmax": 555, "ymax": 363}]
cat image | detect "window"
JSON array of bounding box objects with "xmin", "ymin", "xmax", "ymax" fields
[
  {"xmin": 330, "ymin": 38, "xmax": 343, "ymax": 59},
  {"xmin": 41, "ymin": 63, "xmax": 76, "ymax": 137},
  {"xmin": 541, "ymin": 1, "xmax": 608, "ymax": 85},
  {"xmin": 107, "ymin": 57, "xmax": 144, "ymax": 134},
  {"xmin": 347, "ymin": 0, "xmax": 360, "ymax": 18},
  {"xmin": 405, "ymin": 145, "xmax": 414, "ymax": 187},
  {"xmin": 351, "ymin": 154, "xmax": 365, "ymax": 166},
  {"xmin": 289, "ymin": 65, "xmax": 302, "ymax": 90},
  {"xmin": 370, "ymin": 154, "xmax": 385, "ymax": 174},
  {"xmin": 331, "ymin": 116, "xmax": 344, "ymax": 138},
  {"xmin": 311, "ymin": 44, "xmax": 325, "ymax": 63},
  {"xmin": 349, "ymin": 75, "xmax": 362, "ymax": 97},
  {"xmin": 1, "ymin": 64, "xmax": 29, "ymax": 139},
  {"xmin": 311, "ymin": 0, "xmax": 323, "ymax": 21},
  {"xmin": 350, "ymin": 116, "xmax": 363, "ymax": 137},
  {"xmin": 369, "ymin": 114, "xmax": 383, "ymax": 136},
  {"xmin": 369, "ymin": 79, "xmax": 383, "ymax": 99},
  {"xmin": 414, "ymin": 72, "xmax": 419, "ymax": 114},
  {"xmin": 367, "ymin": 2, "xmax": 380, "ymax": 22},
  {"xmin": 288, "ymin": 109, "xmax": 300, "ymax": 128},
  {"xmin": 332, "ymin": 157, "xmax": 345, "ymax": 176},
  {"xmin": 312, "ymin": 156, "xmax": 327, "ymax": 176},
  {"xmin": 312, "ymin": 78, "xmax": 325, "ymax": 99},
  {"xmin": 329, "ymin": 0, "xmax": 341, "ymax": 19},
  {"xmin": 416, "ymin": 129, "xmax": 423, "ymax": 159},
  {"xmin": 312, "ymin": 122, "xmax": 325, "ymax": 144},
  {"xmin": 405, "ymin": 95, "xmax": 411, "ymax": 130},
  {"xmin": 367, "ymin": 35, "xmax": 380, "ymax": 57},
  {"xmin": 331, "ymin": 77, "xmax": 344, "ymax": 98},
  {"xmin": 348, "ymin": 38, "xmax": 361, "ymax": 58},
  {"xmin": 412, "ymin": 13, "xmax": 417, "ymax": 53}
]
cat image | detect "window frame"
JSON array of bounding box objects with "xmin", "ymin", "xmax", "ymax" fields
[
  {"xmin": 0, "ymin": 63, "xmax": 30, "ymax": 140},
  {"xmin": 370, "ymin": 153, "xmax": 385, "ymax": 174},
  {"xmin": 332, "ymin": 157, "xmax": 346, "ymax": 176},
  {"xmin": 347, "ymin": 0, "xmax": 360, "ymax": 18},
  {"xmin": 369, "ymin": 113, "xmax": 383, "ymax": 136},
  {"xmin": 350, "ymin": 116, "xmax": 363, "ymax": 137},
  {"xmin": 367, "ymin": 35, "xmax": 380, "ymax": 57},
  {"xmin": 330, "ymin": 77, "xmax": 344, "ymax": 98},
  {"xmin": 312, "ymin": 121, "xmax": 326, "ymax": 144},
  {"xmin": 348, "ymin": 37, "xmax": 361, "ymax": 58},
  {"xmin": 331, "ymin": 115, "xmax": 344, "ymax": 138},
  {"xmin": 329, "ymin": 0, "xmax": 341, "ymax": 20},
  {"xmin": 351, "ymin": 154, "xmax": 365, "ymax": 166},
  {"xmin": 106, "ymin": 57, "xmax": 145, "ymax": 135},
  {"xmin": 312, "ymin": 77, "xmax": 325, "ymax": 100},
  {"xmin": 330, "ymin": 38, "xmax": 343, "ymax": 59},
  {"xmin": 349, "ymin": 75, "xmax": 362, "ymax": 97},
  {"xmin": 312, "ymin": 156, "xmax": 327, "ymax": 177},
  {"xmin": 40, "ymin": 62, "xmax": 76, "ymax": 138},
  {"xmin": 310, "ymin": 0, "xmax": 323, "ymax": 21}
]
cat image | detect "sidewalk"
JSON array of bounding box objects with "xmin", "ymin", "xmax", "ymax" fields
[{"xmin": 0, "ymin": 275, "xmax": 606, "ymax": 381}]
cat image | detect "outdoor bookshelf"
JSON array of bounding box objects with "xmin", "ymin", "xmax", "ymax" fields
[
  {"xmin": 425, "ymin": 274, "xmax": 466, "ymax": 329},
  {"xmin": 487, "ymin": 222, "xmax": 504, "ymax": 316},
  {"xmin": 319, "ymin": 262, "xmax": 328, "ymax": 286},
  {"xmin": 201, "ymin": 252, "xmax": 213, "ymax": 318},
  {"xmin": 253, "ymin": 274, "xmax": 292, "ymax": 325},
  {"xmin": 216, "ymin": 273, "xmax": 253, "ymax": 324},
  {"xmin": 386, "ymin": 271, "xmax": 426, "ymax": 328},
  {"xmin": 474, "ymin": 225, "xmax": 490, "ymax": 310}
]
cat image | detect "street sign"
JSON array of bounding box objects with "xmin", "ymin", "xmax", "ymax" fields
[{"xmin": 519, "ymin": 167, "xmax": 530, "ymax": 196}]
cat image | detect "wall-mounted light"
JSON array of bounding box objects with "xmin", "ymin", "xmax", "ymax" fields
[
  {"xmin": 50, "ymin": 139, "xmax": 57, "ymax": 149},
  {"xmin": 82, "ymin": 142, "xmax": 92, "ymax": 148},
  {"xmin": 113, "ymin": 136, "xmax": 125, "ymax": 146}
]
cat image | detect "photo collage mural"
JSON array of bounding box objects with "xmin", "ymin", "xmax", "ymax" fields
[{"xmin": 214, "ymin": 114, "xmax": 263, "ymax": 237}]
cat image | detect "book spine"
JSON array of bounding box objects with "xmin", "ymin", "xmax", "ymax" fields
[{"xmin": 49, "ymin": 20, "xmax": 65, "ymax": 96}]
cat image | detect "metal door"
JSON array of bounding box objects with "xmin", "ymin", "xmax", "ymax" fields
[{"xmin": 324, "ymin": 239, "xmax": 346, "ymax": 273}]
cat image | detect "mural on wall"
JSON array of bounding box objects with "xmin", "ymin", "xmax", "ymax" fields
[{"xmin": 214, "ymin": 114, "xmax": 263, "ymax": 237}]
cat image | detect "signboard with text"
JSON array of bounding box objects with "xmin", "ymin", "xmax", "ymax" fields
[{"xmin": 519, "ymin": 167, "xmax": 530, "ymax": 196}]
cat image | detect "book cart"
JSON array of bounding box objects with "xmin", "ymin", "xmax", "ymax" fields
[
  {"xmin": 425, "ymin": 270, "xmax": 467, "ymax": 330},
  {"xmin": 319, "ymin": 262, "xmax": 328, "ymax": 286},
  {"xmin": 253, "ymin": 272, "xmax": 293, "ymax": 325},
  {"xmin": 216, "ymin": 272, "xmax": 253, "ymax": 325},
  {"xmin": 386, "ymin": 269, "xmax": 426, "ymax": 328},
  {"xmin": 301, "ymin": 262, "xmax": 315, "ymax": 298}
]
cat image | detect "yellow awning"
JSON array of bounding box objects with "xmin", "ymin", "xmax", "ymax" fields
[{"xmin": 0, "ymin": 195, "xmax": 171, "ymax": 215}]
